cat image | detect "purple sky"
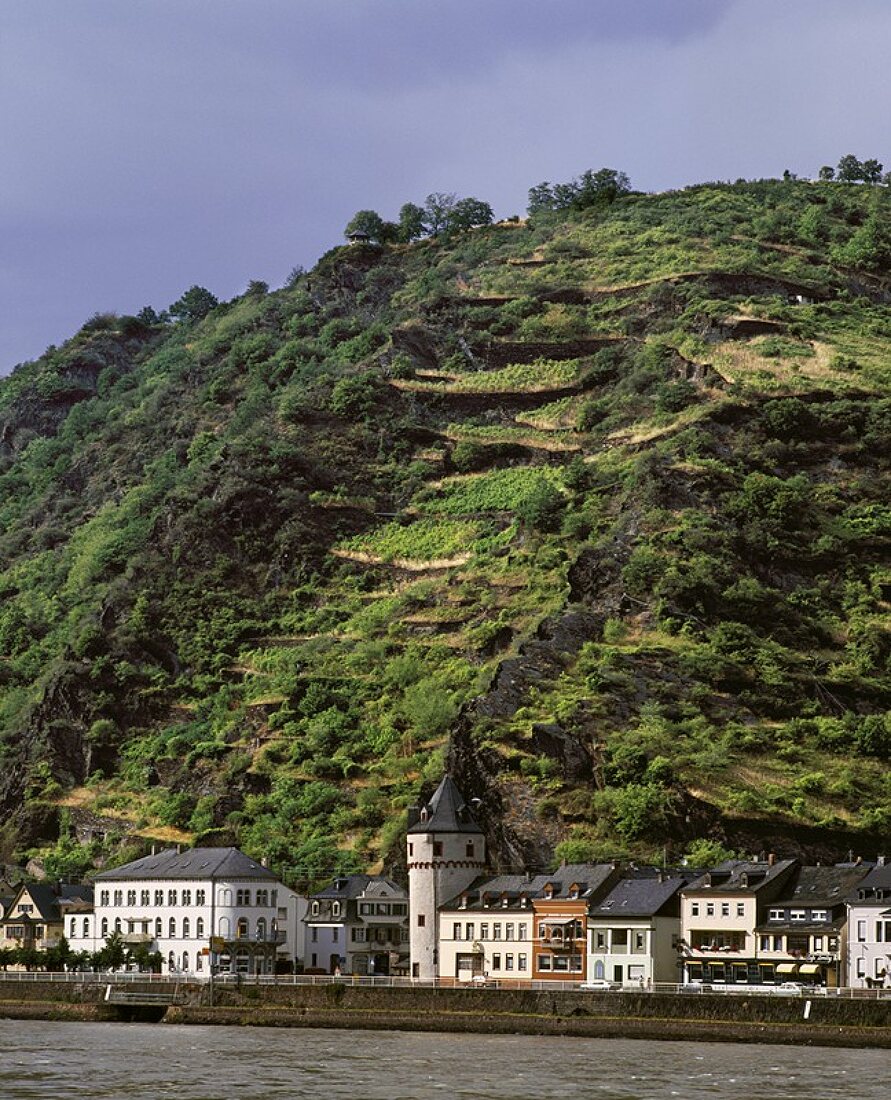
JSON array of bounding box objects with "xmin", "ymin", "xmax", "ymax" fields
[{"xmin": 2, "ymin": 0, "xmax": 889, "ymax": 373}]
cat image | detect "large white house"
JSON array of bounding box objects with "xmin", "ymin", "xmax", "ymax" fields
[
  {"xmin": 846, "ymin": 860, "xmax": 891, "ymax": 988},
  {"xmin": 69, "ymin": 847, "xmax": 303, "ymax": 975}
]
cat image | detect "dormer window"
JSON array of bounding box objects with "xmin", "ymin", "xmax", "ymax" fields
[
  {"xmin": 311, "ymin": 901, "xmax": 320, "ymax": 916},
  {"xmin": 332, "ymin": 901, "xmax": 341, "ymax": 917},
  {"xmin": 543, "ymin": 884, "xmax": 554, "ymax": 899},
  {"xmin": 459, "ymin": 895, "xmax": 467, "ymax": 910},
  {"xmin": 501, "ymin": 896, "xmax": 509, "ymax": 908},
  {"xmin": 569, "ymin": 883, "xmax": 580, "ymax": 900},
  {"xmin": 420, "ymin": 808, "xmax": 428, "ymax": 823}
]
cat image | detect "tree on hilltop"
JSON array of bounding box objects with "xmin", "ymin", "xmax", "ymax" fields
[
  {"xmin": 344, "ymin": 209, "xmax": 386, "ymax": 241},
  {"xmin": 527, "ymin": 167, "xmax": 631, "ymax": 215},
  {"xmin": 168, "ymin": 285, "xmax": 218, "ymax": 323}
]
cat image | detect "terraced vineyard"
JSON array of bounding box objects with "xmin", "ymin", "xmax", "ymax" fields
[{"xmin": 0, "ymin": 177, "xmax": 889, "ymax": 883}]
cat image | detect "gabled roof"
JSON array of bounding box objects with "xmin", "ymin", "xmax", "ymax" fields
[
  {"xmin": 591, "ymin": 875, "xmax": 689, "ymax": 919},
  {"xmin": 770, "ymin": 864, "xmax": 871, "ymax": 907},
  {"xmin": 407, "ymin": 776, "xmax": 482, "ymax": 835},
  {"xmin": 2, "ymin": 882, "xmax": 91, "ymax": 923},
  {"xmin": 684, "ymin": 859, "xmax": 797, "ymax": 895},
  {"xmin": 310, "ymin": 875, "xmax": 406, "ymax": 901},
  {"xmin": 93, "ymin": 847, "xmax": 278, "ymax": 882},
  {"xmin": 850, "ymin": 862, "xmax": 891, "ymax": 901}
]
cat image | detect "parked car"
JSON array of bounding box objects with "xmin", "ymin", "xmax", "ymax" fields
[{"xmin": 578, "ymin": 978, "xmax": 620, "ymax": 991}]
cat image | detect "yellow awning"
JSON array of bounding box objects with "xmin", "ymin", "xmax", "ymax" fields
[
  {"xmin": 776, "ymin": 963, "xmax": 798, "ymax": 974},
  {"xmin": 799, "ymin": 963, "xmax": 821, "ymax": 975}
]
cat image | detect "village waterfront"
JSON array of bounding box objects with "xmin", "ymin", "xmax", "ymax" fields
[{"xmin": 2, "ymin": 1019, "xmax": 889, "ymax": 1099}]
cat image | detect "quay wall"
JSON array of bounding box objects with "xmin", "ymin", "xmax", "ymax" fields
[{"xmin": 2, "ymin": 981, "xmax": 891, "ymax": 1048}]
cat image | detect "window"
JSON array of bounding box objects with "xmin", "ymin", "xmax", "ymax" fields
[
  {"xmin": 332, "ymin": 901, "xmax": 341, "ymax": 917},
  {"xmin": 759, "ymin": 935, "xmax": 770, "ymax": 951},
  {"xmin": 311, "ymin": 928, "xmax": 318, "ymax": 943},
  {"xmin": 857, "ymin": 957, "xmax": 866, "ymax": 978},
  {"xmin": 237, "ymin": 918, "xmax": 249, "ymax": 939},
  {"xmin": 721, "ymin": 903, "xmax": 729, "ymax": 917},
  {"xmin": 480, "ymin": 923, "xmax": 489, "ymax": 940},
  {"xmin": 236, "ymin": 889, "xmax": 250, "ymax": 906},
  {"xmin": 876, "ymin": 959, "xmax": 885, "ymax": 979},
  {"xmin": 811, "ymin": 909, "xmax": 827, "ymax": 922},
  {"xmin": 493, "ymin": 924, "xmax": 502, "ymax": 940},
  {"xmin": 155, "ymin": 890, "xmax": 164, "ymax": 907},
  {"xmin": 311, "ymin": 901, "xmax": 320, "ymax": 916},
  {"xmin": 691, "ymin": 902, "xmax": 699, "ymax": 916},
  {"xmin": 466, "ymin": 842, "xmax": 475, "ymax": 858},
  {"xmin": 432, "ymin": 842, "xmax": 443, "ymax": 857},
  {"xmin": 352, "ymin": 928, "xmax": 366, "ymax": 942},
  {"xmin": 736, "ymin": 903, "xmax": 745, "ymax": 917},
  {"xmin": 505, "ymin": 922, "xmax": 514, "ymax": 940},
  {"xmin": 505, "ymin": 954, "xmax": 514, "ymax": 971},
  {"xmin": 417, "ymin": 914, "xmax": 426, "ymax": 927},
  {"xmin": 140, "ymin": 890, "xmax": 150, "ymax": 906},
  {"xmin": 196, "ymin": 918, "xmax": 205, "ymax": 937},
  {"xmin": 271, "ymin": 890, "xmax": 277, "ymax": 907},
  {"xmin": 857, "ymin": 920, "xmax": 867, "ymax": 942},
  {"xmin": 594, "ymin": 930, "xmax": 606, "ymax": 950},
  {"xmin": 706, "ymin": 903, "xmax": 714, "ymax": 917},
  {"xmin": 332, "ymin": 928, "xmax": 339, "ymax": 943},
  {"xmin": 492, "ymin": 954, "xmax": 502, "ymax": 970},
  {"xmin": 168, "ymin": 890, "xmax": 177, "ymax": 907},
  {"xmin": 100, "ymin": 890, "xmax": 109, "ymax": 906},
  {"xmin": 773, "ymin": 935, "xmax": 783, "ymax": 951},
  {"xmin": 408, "ymin": 843, "xmax": 413, "ymax": 856},
  {"xmin": 83, "ymin": 918, "xmax": 90, "ymax": 938},
  {"xmin": 113, "ymin": 890, "xmax": 123, "ymax": 906},
  {"xmin": 69, "ymin": 918, "xmax": 76, "ymax": 937},
  {"xmin": 462, "ymin": 922, "xmax": 473, "ymax": 941},
  {"xmin": 634, "ymin": 931, "xmax": 646, "ymax": 951},
  {"xmin": 813, "ymin": 936, "xmax": 823, "ymax": 951},
  {"xmin": 155, "ymin": 917, "xmax": 162, "ymax": 938},
  {"xmin": 114, "ymin": 918, "xmax": 122, "ymax": 933},
  {"xmin": 256, "ymin": 918, "xmax": 267, "ymax": 941},
  {"xmin": 769, "ymin": 909, "xmax": 784, "ymax": 921},
  {"xmin": 538, "ymin": 955, "xmax": 551, "ymax": 970},
  {"xmin": 196, "ymin": 890, "xmax": 206, "ymax": 906},
  {"xmin": 182, "ymin": 918, "xmax": 190, "ymax": 938},
  {"xmin": 127, "ymin": 890, "xmax": 137, "ymax": 906},
  {"xmin": 518, "ymin": 924, "xmax": 527, "ymax": 941},
  {"xmin": 196, "ymin": 953, "xmax": 203, "ymax": 972},
  {"xmin": 790, "ymin": 909, "xmax": 806, "ymax": 922},
  {"xmin": 453, "ymin": 923, "xmax": 462, "ymax": 940},
  {"xmin": 169, "ymin": 917, "xmax": 176, "ymax": 938},
  {"xmin": 182, "ymin": 890, "xmax": 191, "ymax": 907},
  {"xmin": 182, "ymin": 951, "xmax": 189, "ymax": 972},
  {"xmin": 518, "ymin": 953, "xmax": 527, "ymax": 971},
  {"xmin": 256, "ymin": 889, "xmax": 268, "ymax": 906}
]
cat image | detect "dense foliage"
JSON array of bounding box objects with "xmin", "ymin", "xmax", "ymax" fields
[{"xmin": 1, "ymin": 175, "xmax": 889, "ymax": 889}]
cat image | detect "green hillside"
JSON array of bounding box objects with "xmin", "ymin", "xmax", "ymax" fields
[{"xmin": 1, "ymin": 176, "xmax": 889, "ymax": 884}]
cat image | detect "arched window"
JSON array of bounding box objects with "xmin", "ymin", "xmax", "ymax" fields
[
  {"xmin": 168, "ymin": 951, "xmax": 176, "ymax": 972},
  {"xmin": 182, "ymin": 918, "xmax": 190, "ymax": 939},
  {"xmin": 114, "ymin": 918, "xmax": 122, "ymax": 934},
  {"xmin": 256, "ymin": 918, "xmax": 267, "ymax": 942},
  {"xmin": 332, "ymin": 901, "xmax": 341, "ymax": 917},
  {"xmin": 218, "ymin": 916, "xmax": 230, "ymax": 938},
  {"xmin": 169, "ymin": 917, "xmax": 177, "ymax": 938},
  {"xmin": 220, "ymin": 889, "xmax": 232, "ymax": 906},
  {"xmin": 196, "ymin": 917, "xmax": 205, "ymax": 937},
  {"xmin": 594, "ymin": 960, "xmax": 605, "ymax": 980},
  {"xmin": 101, "ymin": 917, "xmax": 108, "ymax": 938},
  {"xmin": 181, "ymin": 951, "xmax": 189, "ymax": 972},
  {"xmin": 155, "ymin": 917, "xmax": 162, "ymax": 938},
  {"xmin": 70, "ymin": 917, "xmax": 76, "ymax": 937},
  {"xmin": 196, "ymin": 953, "xmax": 203, "ymax": 972},
  {"xmin": 237, "ymin": 917, "xmax": 249, "ymax": 940},
  {"xmin": 83, "ymin": 918, "xmax": 90, "ymax": 938}
]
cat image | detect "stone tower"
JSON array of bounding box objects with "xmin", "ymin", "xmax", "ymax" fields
[{"xmin": 407, "ymin": 776, "xmax": 485, "ymax": 980}]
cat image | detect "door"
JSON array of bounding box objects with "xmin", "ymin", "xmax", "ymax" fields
[{"xmin": 613, "ymin": 964, "xmax": 623, "ymax": 983}]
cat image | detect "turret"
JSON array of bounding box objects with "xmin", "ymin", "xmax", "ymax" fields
[{"xmin": 407, "ymin": 776, "xmax": 485, "ymax": 980}]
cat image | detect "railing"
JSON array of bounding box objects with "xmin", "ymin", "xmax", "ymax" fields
[{"xmin": 1, "ymin": 970, "xmax": 890, "ymax": 998}]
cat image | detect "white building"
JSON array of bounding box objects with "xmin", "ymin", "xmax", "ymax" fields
[
  {"xmin": 587, "ymin": 872, "xmax": 690, "ymax": 986},
  {"xmin": 69, "ymin": 847, "xmax": 302, "ymax": 975},
  {"xmin": 304, "ymin": 874, "xmax": 408, "ymax": 975},
  {"xmin": 438, "ymin": 874, "xmax": 544, "ymax": 982},
  {"xmin": 846, "ymin": 861, "xmax": 891, "ymax": 988},
  {"xmin": 407, "ymin": 776, "xmax": 485, "ymax": 980}
]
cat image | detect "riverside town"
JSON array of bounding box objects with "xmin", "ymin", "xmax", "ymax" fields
[{"xmin": 2, "ymin": 779, "xmax": 890, "ymax": 999}]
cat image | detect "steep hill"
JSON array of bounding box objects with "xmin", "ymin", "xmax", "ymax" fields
[{"xmin": 1, "ymin": 178, "xmax": 889, "ymax": 884}]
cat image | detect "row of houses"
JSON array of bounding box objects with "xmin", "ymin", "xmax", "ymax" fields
[{"xmin": 2, "ymin": 777, "xmax": 890, "ymax": 989}]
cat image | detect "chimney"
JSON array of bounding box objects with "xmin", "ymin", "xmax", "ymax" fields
[
  {"xmin": 878, "ymin": 855, "xmax": 886, "ymax": 867},
  {"xmin": 407, "ymin": 806, "xmax": 420, "ymax": 829},
  {"xmin": 768, "ymin": 853, "xmax": 776, "ymax": 867},
  {"xmin": 151, "ymin": 845, "xmax": 156, "ymax": 856},
  {"xmin": 855, "ymin": 855, "xmax": 862, "ymax": 865},
  {"xmin": 261, "ymin": 857, "xmax": 268, "ymax": 867}
]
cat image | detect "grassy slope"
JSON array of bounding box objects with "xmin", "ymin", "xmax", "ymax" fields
[{"xmin": 0, "ymin": 178, "xmax": 889, "ymax": 883}]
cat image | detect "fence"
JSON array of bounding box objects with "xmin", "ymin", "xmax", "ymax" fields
[{"xmin": 1, "ymin": 970, "xmax": 890, "ymax": 999}]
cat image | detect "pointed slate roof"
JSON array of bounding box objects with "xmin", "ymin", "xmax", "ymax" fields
[
  {"xmin": 93, "ymin": 847, "xmax": 278, "ymax": 882},
  {"xmin": 407, "ymin": 776, "xmax": 482, "ymax": 835}
]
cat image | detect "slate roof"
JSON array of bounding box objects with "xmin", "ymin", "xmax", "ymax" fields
[
  {"xmin": 769, "ymin": 864, "xmax": 871, "ymax": 908},
  {"xmin": 850, "ymin": 862, "xmax": 891, "ymax": 902},
  {"xmin": 2, "ymin": 882, "xmax": 92, "ymax": 922},
  {"xmin": 440, "ymin": 864, "xmax": 621, "ymax": 910},
  {"xmin": 407, "ymin": 776, "xmax": 482, "ymax": 835},
  {"xmin": 93, "ymin": 847, "xmax": 278, "ymax": 882},
  {"xmin": 310, "ymin": 875, "xmax": 406, "ymax": 901},
  {"xmin": 683, "ymin": 859, "xmax": 798, "ymax": 895},
  {"xmin": 590, "ymin": 874, "xmax": 690, "ymax": 919}
]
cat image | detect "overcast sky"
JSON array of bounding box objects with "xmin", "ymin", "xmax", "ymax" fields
[{"xmin": 2, "ymin": 0, "xmax": 889, "ymax": 373}]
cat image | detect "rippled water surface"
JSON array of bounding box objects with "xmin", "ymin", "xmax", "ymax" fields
[{"xmin": 1, "ymin": 1021, "xmax": 888, "ymax": 1099}]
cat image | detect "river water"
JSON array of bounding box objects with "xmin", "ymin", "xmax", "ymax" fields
[{"xmin": 0, "ymin": 1020, "xmax": 886, "ymax": 1099}]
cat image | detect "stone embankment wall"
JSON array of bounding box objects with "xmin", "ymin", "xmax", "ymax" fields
[{"xmin": 2, "ymin": 981, "xmax": 891, "ymax": 1048}]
